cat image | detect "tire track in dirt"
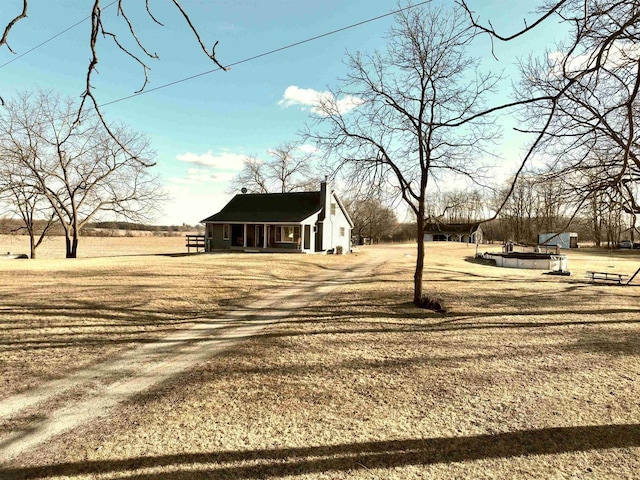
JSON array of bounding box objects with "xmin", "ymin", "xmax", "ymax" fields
[{"xmin": 0, "ymin": 253, "xmax": 387, "ymax": 463}]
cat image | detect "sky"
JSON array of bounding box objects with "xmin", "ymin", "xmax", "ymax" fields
[{"xmin": 0, "ymin": 0, "xmax": 566, "ymax": 225}]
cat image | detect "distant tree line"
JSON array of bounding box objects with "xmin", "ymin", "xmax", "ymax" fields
[
  {"xmin": 0, "ymin": 218, "xmax": 203, "ymax": 236},
  {"xmin": 346, "ymin": 172, "xmax": 636, "ymax": 247},
  {"xmin": 424, "ymin": 176, "xmax": 636, "ymax": 247}
]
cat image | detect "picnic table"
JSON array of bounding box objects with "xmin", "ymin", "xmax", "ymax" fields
[{"xmin": 586, "ymin": 271, "xmax": 629, "ymax": 285}]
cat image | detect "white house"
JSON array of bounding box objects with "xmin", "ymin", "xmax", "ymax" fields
[{"xmin": 201, "ymin": 182, "xmax": 353, "ymax": 254}]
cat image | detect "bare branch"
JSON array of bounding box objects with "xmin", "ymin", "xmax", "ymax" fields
[
  {"xmin": 0, "ymin": 0, "xmax": 28, "ymax": 54},
  {"xmin": 459, "ymin": 0, "xmax": 568, "ymax": 42},
  {"xmin": 145, "ymin": 0, "xmax": 164, "ymax": 26},
  {"xmin": 169, "ymin": 0, "xmax": 229, "ymax": 71},
  {"xmin": 117, "ymin": 1, "xmax": 159, "ymax": 60}
]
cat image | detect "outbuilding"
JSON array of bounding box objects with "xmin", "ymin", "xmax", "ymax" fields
[
  {"xmin": 537, "ymin": 232, "xmax": 578, "ymax": 249},
  {"xmin": 424, "ymin": 222, "xmax": 483, "ymax": 244}
]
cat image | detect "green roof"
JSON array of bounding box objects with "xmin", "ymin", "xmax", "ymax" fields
[
  {"xmin": 424, "ymin": 222, "xmax": 481, "ymax": 234},
  {"xmin": 201, "ymin": 192, "xmax": 323, "ymax": 223}
]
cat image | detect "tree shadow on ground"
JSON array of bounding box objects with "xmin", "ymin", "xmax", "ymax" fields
[
  {"xmin": 2, "ymin": 424, "xmax": 639, "ymax": 479},
  {"xmin": 568, "ymin": 332, "xmax": 640, "ymax": 356}
]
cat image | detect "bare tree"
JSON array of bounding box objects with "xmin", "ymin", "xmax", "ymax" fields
[
  {"xmin": 492, "ymin": 173, "xmax": 574, "ymax": 244},
  {"xmin": 0, "ymin": 161, "xmax": 56, "ymax": 259},
  {"xmin": 535, "ymin": 176, "xmax": 567, "ymax": 234},
  {"xmin": 267, "ymin": 142, "xmax": 316, "ymax": 193},
  {"xmin": 0, "ymin": 91, "xmax": 56, "ymax": 258},
  {"xmin": 464, "ymin": 0, "xmax": 640, "ymax": 222},
  {"xmin": 232, "ymin": 155, "xmax": 270, "ymax": 194},
  {"xmin": 426, "ymin": 189, "xmax": 487, "ymax": 224},
  {"xmin": 346, "ymin": 196, "xmax": 397, "ymax": 244},
  {"xmin": 0, "ymin": 91, "xmax": 162, "ymax": 258},
  {"xmin": 231, "ymin": 141, "xmax": 318, "ymax": 194},
  {"xmin": 496, "ymin": 176, "xmax": 538, "ymax": 243},
  {"xmin": 310, "ymin": 4, "xmax": 500, "ymax": 305}
]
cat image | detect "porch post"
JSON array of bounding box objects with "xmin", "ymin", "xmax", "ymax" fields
[
  {"xmin": 300, "ymin": 224, "xmax": 304, "ymax": 251},
  {"xmin": 243, "ymin": 224, "xmax": 247, "ymax": 247},
  {"xmin": 264, "ymin": 224, "xmax": 268, "ymax": 248}
]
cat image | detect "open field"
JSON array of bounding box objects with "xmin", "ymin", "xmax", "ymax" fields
[
  {"xmin": 1, "ymin": 238, "xmax": 639, "ymax": 478},
  {"xmin": 0, "ymin": 234, "xmax": 190, "ymax": 259}
]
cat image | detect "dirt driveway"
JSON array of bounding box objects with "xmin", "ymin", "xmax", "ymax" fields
[{"xmin": 0, "ymin": 251, "xmax": 384, "ymax": 464}]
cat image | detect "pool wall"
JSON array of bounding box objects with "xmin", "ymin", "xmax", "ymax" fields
[{"xmin": 484, "ymin": 252, "xmax": 568, "ymax": 270}]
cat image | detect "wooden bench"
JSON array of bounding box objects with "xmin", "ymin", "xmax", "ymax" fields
[
  {"xmin": 185, "ymin": 234, "xmax": 206, "ymax": 253},
  {"xmin": 586, "ymin": 271, "xmax": 629, "ymax": 285}
]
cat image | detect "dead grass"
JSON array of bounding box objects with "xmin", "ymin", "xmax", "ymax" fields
[
  {"xmin": 0, "ymin": 235, "xmax": 353, "ymax": 399},
  {"xmin": 2, "ymin": 241, "xmax": 640, "ymax": 478}
]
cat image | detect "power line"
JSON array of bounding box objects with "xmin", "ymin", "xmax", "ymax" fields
[
  {"xmin": 1, "ymin": 1, "xmax": 428, "ymax": 117},
  {"xmin": 0, "ymin": 1, "xmax": 118, "ymax": 69},
  {"xmin": 98, "ymin": 1, "xmax": 430, "ymax": 108}
]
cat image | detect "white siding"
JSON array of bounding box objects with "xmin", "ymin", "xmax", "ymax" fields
[
  {"xmin": 538, "ymin": 232, "xmax": 572, "ymax": 249},
  {"xmin": 324, "ymin": 192, "xmax": 352, "ymax": 254},
  {"xmin": 300, "ymin": 212, "xmax": 320, "ymax": 253}
]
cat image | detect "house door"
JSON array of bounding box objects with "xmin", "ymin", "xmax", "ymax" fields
[
  {"xmin": 255, "ymin": 225, "xmax": 264, "ymax": 247},
  {"xmin": 304, "ymin": 225, "xmax": 311, "ymax": 250},
  {"xmin": 231, "ymin": 224, "xmax": 244, "ymax": 247}
]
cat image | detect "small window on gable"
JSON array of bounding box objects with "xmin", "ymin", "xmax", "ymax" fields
[
  {"xmin": 331, "ymin": 203, "xmax": 336, "ymax": 216},
  {"xmin": 340, "ymin": 227, "xmax": 345, "ymax": 237},
  {"xmin": 223, "ymin": 224, "xmax": 230, "ymax": 240}
]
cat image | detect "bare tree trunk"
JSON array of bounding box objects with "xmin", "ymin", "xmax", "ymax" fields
[
  {"xmin": 29, "ymin": 234, "xmax": 36, "ymax": 259},
  {"xmin": 65, "ymin": 235, "xmax": 72, "ymax": 258},
  {"xmin": 414, "ymin": 213, "xmax": 425, "ymax": 305},
  {"xmin": 65, "ymin": 231, "xmax": 79, "ymax": 258}
]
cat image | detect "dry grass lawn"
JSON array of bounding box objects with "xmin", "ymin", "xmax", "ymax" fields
[{"xmin": 1, "ymin": 237, "xmax": 639, "ymax": 478}]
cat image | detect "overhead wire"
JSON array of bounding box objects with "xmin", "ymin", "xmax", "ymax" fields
[
  {"xmin": 97, "ymin": 1, "xmax": 430, "ymax": 108},
  {"xmin": 0, "ymin": 1, "xmax": 429, "ymax": 112}
]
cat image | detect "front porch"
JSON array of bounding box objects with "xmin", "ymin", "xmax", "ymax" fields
[
  {"xmin": 205, "ymin": 222, "xmax": 315, "ymax": 253},
  {"xmin": 230, "ymin": 246, "xmax": 305, "ymax": 254}
]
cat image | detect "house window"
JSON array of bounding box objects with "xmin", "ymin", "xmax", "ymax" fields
[
  {"xmin": 275, "ymin": 225, "xmax": 300, "ymax": 243},
  {"xmin": 331, "ymin": 203, "xmax": 336, "ymax": 216},
  {"xmin": 340, "ymin": 227, "xmax": 345, "ymax": 237},
  {"xmin": 223, "ymin": 224, "xmax": 230, "ymax": 240}
]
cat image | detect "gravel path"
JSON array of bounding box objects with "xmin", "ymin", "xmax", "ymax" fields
[{"xmin": 0, "ymin": 254, "xmax": 383, "ymax": 463}]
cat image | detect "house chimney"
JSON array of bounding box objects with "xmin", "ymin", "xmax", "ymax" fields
[{"xmin": 319, "ymin": 179, "xmax": 331, "ymax": 221}]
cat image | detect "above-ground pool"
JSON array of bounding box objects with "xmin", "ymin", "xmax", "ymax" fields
[{"xmin": 484, "ymin": 252, "xmax": 568, "ymax": 270}]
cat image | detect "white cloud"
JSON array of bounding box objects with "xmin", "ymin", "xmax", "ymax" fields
[
  {"xmin": 168, "ymin": 168, "xmax": 236, "ymax": 186},
  {"xmin": 176, "ymin": 150, "xmax": 247, "ymax": 170},
  {"xmin": 160, "ymin": 185, "xmax": 231, "ymax": 225},
  {"xmin": 278, "ymin": 85, "xmax": 363, "ymax": 115},
  {"xmin": 169, "ymin": 151, "xmax": 245, "ymax": 189},
  {"xmin": 298, "ymin": 144, "xmax": 319, "ymax": 154},
  {"xmin": 549, "ymin": 41, "xmax": 640, "ymax": 76},
  {"xmin": 278, "ymin": 86, "xmax": 321, "ymax": 109}
]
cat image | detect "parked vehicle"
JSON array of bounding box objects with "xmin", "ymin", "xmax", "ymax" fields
[{"xmin": 619, "ymin": 240, "xmax": 633, "ymax": 249}]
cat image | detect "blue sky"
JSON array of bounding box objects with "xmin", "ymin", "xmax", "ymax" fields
[{"xmin": 0, "ymin": 1, "xmax": 565, "ymax": 225}]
